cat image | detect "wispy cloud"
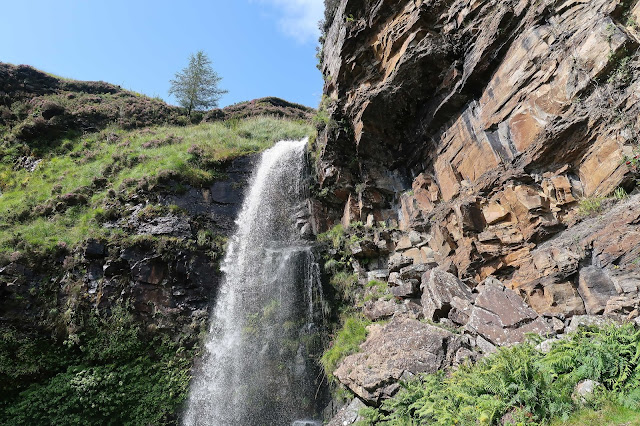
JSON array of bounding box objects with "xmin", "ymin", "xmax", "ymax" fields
[{"xmin": 258, "ymin": 0, "xmax": 324, "ymax": 44}]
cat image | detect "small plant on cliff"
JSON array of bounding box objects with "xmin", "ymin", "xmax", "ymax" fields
[
  {"xmin": 320, "ymin": 313, "xmax": 370, "ymax": 381},
  {"xmin": 169, "ymin": 50, "xmax": 227, "ymax": 117},
  {"xmin": 578, "ymin": 196, "xmax": 604, "ymax": 216}
]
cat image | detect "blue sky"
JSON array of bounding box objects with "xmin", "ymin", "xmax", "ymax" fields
[{"xmin": 0, "ymin": 0, "xmax": 324, "ymax": 108}]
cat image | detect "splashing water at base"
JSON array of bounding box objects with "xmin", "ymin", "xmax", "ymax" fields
[{"xmin": 183, "ymin": 140, "xmax": 325, "ymax": 426}]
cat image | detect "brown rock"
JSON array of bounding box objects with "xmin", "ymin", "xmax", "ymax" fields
[{"xmin": 334, "ymin": 317, "xmax": 464, "ymax": 404}]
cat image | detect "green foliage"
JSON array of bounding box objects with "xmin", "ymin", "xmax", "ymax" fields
[
  {"xmin": 318, "ymin": 224, "xmax": 346, "ymax": 249},
  {"xmin": 169, "ymin": 50, "xmax": 227, "ymax": 116},
  {"xmin": 552, "ymin": 399, "xmax": 640, "ymax": 425},
  {"xmin": 320, "ymin": 314, "xmax": 370, "ymax": 381},
  {"xmin": 364, "ymin": 280, "xmax": 391, "ymax": 302},
  {"xmin": 0, "ymin": 117, "xmax": 312, "ymax": 256},
  {"xmin": 329, "ymin": 271, "xmax": 359, "ymax": 303},
  {"xmin": 578, "ymin": 197, "xmax": 604, "ymax": 216},
  {"xmin": 359, "ymin": 324, "xmax": 640, "ymax": 425},
  {"xmin": 0, "ymin": 306, "xmax": 194, "ymax": 425},
  {"xmin": 613, "ymin": 187, "xmax": 628, "ymax": 201}
]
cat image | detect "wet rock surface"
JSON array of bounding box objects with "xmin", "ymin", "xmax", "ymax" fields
[{"xmin": 0, "ymin": 155, "xmax": 254, "ymax": 339}]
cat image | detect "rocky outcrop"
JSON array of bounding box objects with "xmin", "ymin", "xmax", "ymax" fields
[
  {"xmin": 334, "ymin": 317, "xmax": 466, "ymax": 404},
  {"xmin": 0, "ymin": 155, "xmax": 255, "ymax": 342},
  {"xmin": 511, "ymin": 194, "xmax": 640, "ymax": 317},
  {"xmin": 315, "ymin": 0, "xmax": 640, "ymax": 321},
  {"xmin": 317, "ymin": 4, "xmax": 640, "ymax": 413}
]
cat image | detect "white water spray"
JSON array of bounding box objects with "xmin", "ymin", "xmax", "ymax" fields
[{"xmin": 183, "ymin": 140, "xmax": 324, "ymax": 426}]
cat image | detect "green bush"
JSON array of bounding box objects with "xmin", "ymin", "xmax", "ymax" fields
[
  {"xmin": 0, "ymin": 307, "xmax": 194, "ymax": 425},
  {"xmin": 359, "ymin": 324, "xmax": 640, "ymax": 425}
]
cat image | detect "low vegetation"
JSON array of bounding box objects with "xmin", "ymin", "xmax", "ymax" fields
[
  {"xmin": 0, "ymin": 116, "xmax": 312, "ymax": 258},
  {"xmin": 0, "ymin": 305, "xmax": 194, "ymax": 425},
  {"xmin": 320, "ymin": 313, "xmax": 371, "ymax": 381},
  {"xmin": 358, "ymin": 324, "xmax": 640, "ymax": 425}
]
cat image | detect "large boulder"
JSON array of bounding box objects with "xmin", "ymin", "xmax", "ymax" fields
[
  {"xmin": 466, "ymin": 279, "xmax": 553, "ymax": 346},
  {"xmin": 421, "ymin": 268, "xmax": 474, "ymax": 325},
  {"xmin": 578, "ymin": 266, "xmax": 618, "ymax": 315},
  {"xmin": 334, "ymin": 317, "xmax": 465, "ymax": 404}
]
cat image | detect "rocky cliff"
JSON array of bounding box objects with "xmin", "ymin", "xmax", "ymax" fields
[{"xmin": 313, "ymin": 0, "xmax": 640, "ymax": 417}]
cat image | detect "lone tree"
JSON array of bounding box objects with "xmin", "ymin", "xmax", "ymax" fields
[{"xmin": 169, "ymin": 51, "xmax": 227, "ymax": 117}]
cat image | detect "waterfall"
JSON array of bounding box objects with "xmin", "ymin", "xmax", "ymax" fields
[{"xmin": 183, "ymin": 139, "xmax": 325, "ymax": 426}]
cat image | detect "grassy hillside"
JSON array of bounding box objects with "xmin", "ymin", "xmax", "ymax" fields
[{"xmin": 0, "ymin": 116, "xmax": 312, "ymax": 260}]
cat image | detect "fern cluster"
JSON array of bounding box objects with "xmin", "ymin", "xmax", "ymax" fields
[{"xmin": 359, "ymin": 324, "xmax": 640, "ymax": 425}]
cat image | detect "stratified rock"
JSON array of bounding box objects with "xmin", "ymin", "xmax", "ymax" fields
[
  {"xmin": 512, "ymin": 195, "xmax": 640, "ymax": 317},
  {"xmin": 334, "ymin": 317, "xmax": 464, "ymax": 404},
  {"xmin": 578, "ymin": 266, "xmax": 619, "ymax": 315},
  {"xmin": 387, "ymin": 253, "xmax": 413, "ymax": 272},
  {"xmin": 466, "ymin": 279, "xmax": 553, "ymax": 346},
  {"xmin": 421, "ymin": 268, "xmax": 474, "ymax": 325}
]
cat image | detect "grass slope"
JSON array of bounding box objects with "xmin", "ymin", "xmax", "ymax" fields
[{"xmin": 0, "ymin": 116, "xmax": 312, "ymax": 258}]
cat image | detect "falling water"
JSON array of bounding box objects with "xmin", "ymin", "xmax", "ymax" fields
[{"xmin": 183, "ymin": 139, "xmax": 325, "ymax": 426}]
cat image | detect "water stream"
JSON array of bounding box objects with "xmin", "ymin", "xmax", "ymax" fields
[{"xmin": 182, "ymin": 139, "xmax": 325, "ymax": 426}]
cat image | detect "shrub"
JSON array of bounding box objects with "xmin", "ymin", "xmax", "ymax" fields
[
  {"xmin": 0, "ymin": 306, "xmax": 194, "ymax": 425},
  {"xmin": 360, "ymin": 324, "xmax": 640, "ymax": 425}
]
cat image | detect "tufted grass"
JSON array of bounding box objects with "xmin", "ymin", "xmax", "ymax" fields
[
  {"xmin": 320, "ymin": 313, "xmax": 371, "ymax": 381},
  {"xmin": 0, "ymin": 116, "xmax": 312, "ymax": 256}
]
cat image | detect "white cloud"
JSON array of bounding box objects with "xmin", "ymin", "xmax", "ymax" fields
[{"xmin": 259, "ymin": 0, "xmax": 324, "ymax": 44}]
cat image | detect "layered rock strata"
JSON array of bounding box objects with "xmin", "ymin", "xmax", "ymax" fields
[
  {"xmin": 315, "ymin": 0, "xmax": 640, "ymax": 321},
  {"xmin": 315, "ymin": 0, "xmax": 640, "ymax": 416}
]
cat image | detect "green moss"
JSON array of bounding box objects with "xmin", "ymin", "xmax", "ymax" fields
[{"xmin": 320, "ymin": 314, "xmax": 370, "ymax": 380}]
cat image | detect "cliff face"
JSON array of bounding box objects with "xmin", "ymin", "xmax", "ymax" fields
[
  {"xmin": 316, "ymin": 0, "xmax": 640, "ymax": 316},
  {"xmin": 315, "ymin": 0, "xmax": 640, "ymax": 414}
]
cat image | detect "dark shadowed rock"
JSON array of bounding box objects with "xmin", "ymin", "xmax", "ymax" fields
[
  {"xmin": 131, "ymin": 258, "xmax": 168, "ymax": 285},
  {"xmin": 578, "ymin": 266, "xmax": 619, "ymax": 315},
  {"xmin": 85, "ymin": 239, "xmax": 106, "ymax": 259}
]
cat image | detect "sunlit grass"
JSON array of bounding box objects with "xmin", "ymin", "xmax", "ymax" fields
[{"xmin": 0, "ymin": 116, "xmax": 313, "ymax": 255}]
